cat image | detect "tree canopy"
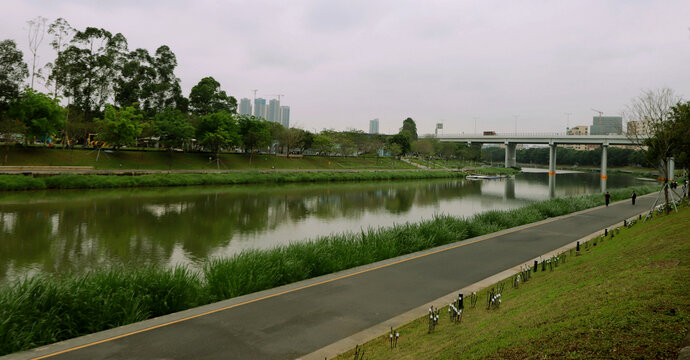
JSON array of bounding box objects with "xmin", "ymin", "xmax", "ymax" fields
[
  {"xmin": 95, "ymin": 105, "xmax": 142, "ymax": 149},
  {"xmin": 8, "ymin": 89, "xmax": 65, "ymax": 141},
  {"xmin": 0, "ymin": 39, "xmax": 29, "ymax": 111},
  {"xmin": 189, "ymin": 77, "xmax": 236, "ymax": 116}
]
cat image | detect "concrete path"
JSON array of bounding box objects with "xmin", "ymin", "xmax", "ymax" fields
[{"xmin": 5, "ymin": 193, "xmax": 656, "ymax": 360}]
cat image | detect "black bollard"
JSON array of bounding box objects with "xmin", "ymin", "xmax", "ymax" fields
[
  {"xmin": 534, "ymin": 260, "xmax": 538, "ymax": 272},
  {"xmin": 604, "ymin": 228, "xmax": 608, "ymax": 236},
  {"xmin": 624, "ymin": 219, "xmax": 627, "ymax": 226},
  {"xmin": 541, "ymin": 260, "xmax": 546, "ymax": 272},
  {"xmin": 458, "ymin": 293, "xmax": 464, "ymax": 310},
  {"xmin": 576, "ymin": 241, "xmax": 580, "ymax": 251}
]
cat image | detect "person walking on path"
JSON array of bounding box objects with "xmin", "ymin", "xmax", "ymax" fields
[
  {"xmin": 632, "ymin": 191, "xmax": 637, "ymax": 205},
  {"xmin": 605, "ymin": 191, "xmax": 611, "ymax": 207}
]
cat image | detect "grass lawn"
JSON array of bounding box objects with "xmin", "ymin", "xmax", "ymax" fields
[
  {"xmin": 0, "ymin": 146, "xmax": 416, "ymax": 170},
  {"xmin": 336, "ymin": 205, "xmax": 690, "ymax": 359}
]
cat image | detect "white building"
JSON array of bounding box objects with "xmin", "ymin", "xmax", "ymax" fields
[
  {"xmin": 267, "ymin": 99, "xmax": 281, "ymax": 123},
  {"xmin": 280, "ymin": 106, "xmax": 290, "ymax": 128},
  {"xmin": 254, "ymin": 98, "xmax": 267, "ymax": 119},
  {"xmin": 239, "ymin": 98, "xmax": 252, "ymax": 115},
  {"xmin": 369, "ymin": 118, "xmax": 379, "ymax": 134}
]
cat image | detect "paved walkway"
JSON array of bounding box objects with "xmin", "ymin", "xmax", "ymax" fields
[{"xmin": 6, "ymin": 193, "xmax": 656, "ymax": 360}]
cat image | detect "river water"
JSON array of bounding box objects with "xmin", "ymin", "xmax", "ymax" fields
[{"xmin": 0, "ymin": 170, "xmax": 655, "ymax": 283}]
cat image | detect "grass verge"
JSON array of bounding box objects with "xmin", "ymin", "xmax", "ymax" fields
[
  {"xmin": 0, "ymin": 170, "xmax": 462, "ymax": 191},
  {"xmin": 0, "ymin": 185, "xmax": 658, "ymax": 356},
  {"xmin": 336, "ymin": 205, "xmax": 690, "ymax": 359}
]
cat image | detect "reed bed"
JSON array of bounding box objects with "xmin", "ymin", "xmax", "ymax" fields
[
  {"xmin": 0, "ymin": 170, "xmax": 462, "ymax": 191},
  {"xmin": 0, "ymin": 185, "xmax": 656, "ymax": 356}
]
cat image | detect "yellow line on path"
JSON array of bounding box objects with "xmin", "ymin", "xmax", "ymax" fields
[{"xmin": 34, "ymin": 214, "xmax": 568, "ymax": 359}]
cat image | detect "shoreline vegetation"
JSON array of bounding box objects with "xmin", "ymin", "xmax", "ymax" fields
[
  {"xmin": 0, "ymin": 185, "xmax": 657, "ymax": 356},
  {"xmin": 335, "ymin": 203, "xmax": 690, "ymax": 360},
  {"xmin": 0, "ymin": 170, "xmax": 468, "ymax": 191}
]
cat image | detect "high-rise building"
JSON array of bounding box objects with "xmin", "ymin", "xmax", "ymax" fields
[
  {"xmin": 254, "ymin": 98, "xmax": 267, "ymax": 119},
  {"xmin": 280, "ymin": 106, "xmax": 290, "ymax": 128},
  {"xmin": 369, "ymin": 118, "xmax": 379, "ymax": 134},
  {"xmin": 239, "ymin": 98, "xmax": 252, "ymax": 115},
  {"xmin": 590, "ymin": 116, "xmax": 622, "ymax": 135},
  {"xmin": 267, "ymin": 99, "xmax": 281, "ymax": 123}
]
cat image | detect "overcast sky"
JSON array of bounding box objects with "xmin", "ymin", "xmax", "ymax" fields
[{"xmin": 2, "ymin": 0, "xmax": 690, "ymax": 135}]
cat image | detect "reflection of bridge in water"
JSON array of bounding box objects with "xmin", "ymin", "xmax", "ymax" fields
[{"xmin": 435, "ymin": 133, "xmax": 670, "ymax": 193}]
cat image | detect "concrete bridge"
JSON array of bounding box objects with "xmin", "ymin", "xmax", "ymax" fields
[{"xmin": 433, "ymin": 132, "xmax": 670, "ymax": 193}]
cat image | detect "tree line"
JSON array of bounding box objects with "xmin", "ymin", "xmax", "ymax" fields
[{"xmin": 0, "ymin": 17, "xmax": 484, "ymax": 163}]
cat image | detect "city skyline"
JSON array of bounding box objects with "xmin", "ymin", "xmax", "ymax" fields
[{"xmin": 2, "ymin": 1, "xmax": 689, "ymax": 135}]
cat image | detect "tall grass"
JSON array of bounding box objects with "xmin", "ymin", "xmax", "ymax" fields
[
  {"xmin": 0, "ymin": 171, "xmax": 462, "ymax": 191},
  {"xmin": 0, "ymin": 185, "xmax": 657, "ymax": 356}
]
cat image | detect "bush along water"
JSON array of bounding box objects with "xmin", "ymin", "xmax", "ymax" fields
[
  {"xmin": 0, "ymin": 185, "xmax": 657, "ymax": 355},
  {"xmin": 0, "ymin": 171, "xmax": 462, "ymax": 191}
]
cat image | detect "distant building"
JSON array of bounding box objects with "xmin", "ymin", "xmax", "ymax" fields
[
  {"xmin": 280, "ymin": 106, "xmax": 290, "ymax": 128},
  {"xmin": 590, "ymin": 116, "xmax": 622, "ymax": 135},
  {"xmin": 239, "ymin": 98, "xmax": 252, "ymax": 115},
  {"xmin": 267, "ymin": 99, "xmax": 281, "ymax": 123},
  {"xmin": 369, "ymin": 118, "xmax": 379, "ymax": 134},
  {"xmin": 626, "ymin": 120, "xmax": 646, "ymax": 136},
  {"xmin": 564, "ymin": 125, "xmax": 589, "ymax": 151},
  {"xmin": 254, "ymin": 98, "xmax": 267, "ymax": 119}
]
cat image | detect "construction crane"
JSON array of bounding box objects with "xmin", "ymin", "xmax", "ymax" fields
[
  {"xmin": 591, "ymin": 108, "xmax": 603, "ymax": 125},
  {"xmin": 266, "ymin": 94, "xmax": 285, "ymax": 102},
  {"xmin": 252, "ymin": 89, "xmax": 258, "ymax": 101},
  {"xmin": 564, "ymin": 112, "xmax": 572, "ymax": 129}
]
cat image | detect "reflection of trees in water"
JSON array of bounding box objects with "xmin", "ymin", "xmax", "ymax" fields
[{"xmin": 0, "ymin": 180, "xmax": 482, "ymax": 280}]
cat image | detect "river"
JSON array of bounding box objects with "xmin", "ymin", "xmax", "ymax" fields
[{"xmin": 0, "ymin": 170, "xmax": 655, "ymax": 283}]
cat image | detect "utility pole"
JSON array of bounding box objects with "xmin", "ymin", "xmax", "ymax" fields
[
  {"xmin": 252, "ymin": 89, "xmax": 258, "ymax": 101},
  {"xmin": 473, "ymin": 117, "xmax": 479, "ymax": 134},
  {"xmin": 512, "ymin": 115, "xmax": 519, "ymax": 134}
]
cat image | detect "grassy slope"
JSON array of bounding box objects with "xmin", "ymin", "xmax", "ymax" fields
[
  {"xmin": 336, "ymin": 206, "xmax": 690, "ymax": 360},
  {"xmin": 0, "ymin": 147, "xmax": 416, "ymax": 170}
]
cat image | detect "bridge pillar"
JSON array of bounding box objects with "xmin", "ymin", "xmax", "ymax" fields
[
  {"xmin": 505, "ymin": 177, "xmax": 515, "ymax": 199},
  {"xmin": 548, "ymin": 143, "xmax": 557, "ymax": 176},
  {"xmin": 549, "ymin": 174, "xmax": 556, "ymax": 198},
  {"xmin": 504, "ymin": 143, "xmax": 516, "ymax": 168},
  {"xmin": 600, "ymin": 144, "xmax": 608, "ymax": 192}
]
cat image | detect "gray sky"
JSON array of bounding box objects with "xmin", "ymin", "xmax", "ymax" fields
[{"xmin": 2, "ymin": 0, "xmax": 690, "ymax": 135}]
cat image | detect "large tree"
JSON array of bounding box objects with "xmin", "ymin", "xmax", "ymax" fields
[
  {"xmin": 0, "ymin": 39, "xmax": 29, "ymax": 111},
  {"xmin": 238, "ymin": 115, "xmax": 271, "ymax": 161},
  {"xmin": 154, "ymin": 108, "xmax": 194, "ymax": 151},
  {"xmin": 196, "ymin": 111, "xmax": 240, "ymax": 167},
  {"xmin": 8, "ymin": 89, "xmax": 65, "ymax": 143},
  {"xmin": 51, "ymin": 27, "xmax": 128, "ymax": 120},
  {"xmin": 44, "ymin": 18, "xmax": 74, "ymax": 99},
  {"xmin": 669, "ymin": 101, "xmax": 690, "ymax": 174},
  {"xmin": 401, "ymin": 117, "xmax": 418, "ymax": 141},
  {"xmin": 189, "ymin": 77, "xmax": 236, "ymax": 116},
  {"xmin": 95, "ymin": 105, "xmax": 142, "ymax": 149},
  {"xmin": 625, "ymin": 88, "xmax": 680, "ymax": 213}
]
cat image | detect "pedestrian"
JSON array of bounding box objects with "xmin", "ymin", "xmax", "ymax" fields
[
  {"xmin": 632, "ymin": 191, "xmax": 636, "ymax": 205},
  {"xmin": 605, "ymin": 191, "xmax": 610, "ymax": 207}
]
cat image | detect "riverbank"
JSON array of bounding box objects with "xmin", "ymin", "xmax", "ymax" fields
[
  {"xmin": 0, "ymin": 146, "xmax": 416, "ymax": 170},
  {"xmin": 335, "ymin": 203, "xmax": 690, "ymax": 359},
  {"xmin": 0, "ymin": 185, "xmax": 657, "ymax": 356},
  {"xmin": 0, "ymin": 170, "xmax": 469, "ymax": 191}
]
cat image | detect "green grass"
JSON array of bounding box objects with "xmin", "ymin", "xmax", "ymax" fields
[
  {"xmin": 0, "ymin": 185, "xmax": 658, "ymax": 356},
  {"xmin": 0, "ymin": 170, "xmax": 462, "ymax": 191},
  {"xmin": 335, "ymin": 205, "xmax": 690, "ymax": 360},
  {"xmin": 0, "ymin": 146, "xmax": 416, "ymax": 170},
  {"xmin": 472, "ymin": 167, "xmax": 521, "ymax": 176}
]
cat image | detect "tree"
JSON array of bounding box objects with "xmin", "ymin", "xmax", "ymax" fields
[
  {"xmin": 402, "ymin": 117, "xmax": 418, "ymax": 141},
  {"xmin": 51, "ymin": 27, "xmax": 128, "ymax": 120},
  {"xmin": 44, "ymin": 18, "xmax": 73, "ymax": 99},
  {"xmin": 196, "ymin": 111, "xmax": 240, "ymax": 167},
  {"xmin": 154, "ymin": 108, "xmax": 194, "ymax": 151},
  {"xmin": 95, "ymin": 105, "xmax": 142, "ymax": 149},
  {"xmin": 312, "ymin": 134, "xmax": 335, "ymax": 156},
  {"xmin": 276, "ymin": 127, "xmax": 304, "ymax": 155},
  {"xmin": 26, "ymin": 16, "xmax": 47, "ymax": 89},
  {"xmin": 189, "ymin": 77, "xmax": 236, "ymax": 115},
  {"xmin": 8, "ymin": 89, "xmax": 65, "ymax": 143},
  {"xmin": 625, "ymin": 88, "xmax": 680, "ymax": 213},
  {"xmin": 238, "ymin": 114, "xmax": 271, "ymax": 163},
  {"xmin": 669, "ymin": 101, "xmax": 690, "ymax": 174},
  {"xmin": 0, "ymin": 39, "xmax": 29, "ymax": 111},
  {"xmin": 388, "ymin": 133, "xmax": 411, "ymax": 156},
  {"xmin": 411, "ymin": 139, "xmax": 435, "ymax": 159}
]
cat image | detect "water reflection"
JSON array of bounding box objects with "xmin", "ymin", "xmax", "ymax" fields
[{"xmin": 0, "ymin": 171, "xmax": 654, "ymax": 283}]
